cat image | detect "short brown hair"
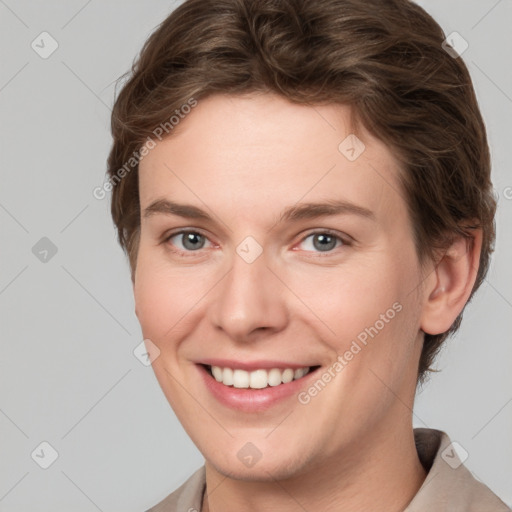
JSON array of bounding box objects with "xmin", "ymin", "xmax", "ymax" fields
[{"xmin": 107, "ymin": 0, "xmax": 496, "ymax": 383}]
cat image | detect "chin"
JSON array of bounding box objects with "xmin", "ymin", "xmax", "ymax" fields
[
  {"xmin": 210, "ymin": 460, "xmax": 298, "ymax": 482},
  {"xmin": 204, "ymin": 446, "xmax": 313, "ymax": 482}
]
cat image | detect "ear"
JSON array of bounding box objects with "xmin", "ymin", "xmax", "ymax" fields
[{"xmin": 420, "ymin": 228, "xmax": 483, "ymax": 335}]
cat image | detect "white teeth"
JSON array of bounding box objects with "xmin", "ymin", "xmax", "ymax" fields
[
  {"xmin": 209, "ymin": 365, "xmax": 311, "ymax": 388},
  {"xmin": 249, "ymin": 369, "xmax": 268, "ymax": 389},
  {"xmin": 294, "ymin": 368, "xmax": 306, "ymax": 379},
  {"xmin": 222, "ymin": 367, "xmax": 234, "ymax": 386},
  {"xmin": 233, "ymin": 369, "xmax": 249, "ymax": 388},
  {"xmin": 212, "ymin": 366, "xmax": 223, "ymax": 382},
  {"xmin": 268, "ymin": 368, "xmax": 282, "ymax": 387},
  {"xmin": 281, "ymin": 368, "xmax": 294, "ymax": 383}
]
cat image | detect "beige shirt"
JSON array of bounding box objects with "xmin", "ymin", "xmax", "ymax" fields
[{"xmin": 146, "ymin": 428, "xmax": 510, "ymax": 511}]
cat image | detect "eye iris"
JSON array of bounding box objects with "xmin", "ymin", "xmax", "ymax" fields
[
  {"xmin": 183, "ymin": 232, "xmax": 204, "ymax": 250},
  {"xmin": 313, "ymin": 234, "xmax": 337, "ymax": 252}
]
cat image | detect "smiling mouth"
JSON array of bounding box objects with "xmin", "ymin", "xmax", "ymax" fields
[{"xmin": 203, "ymin": 364, "xmax": 321, "ymax": 389}]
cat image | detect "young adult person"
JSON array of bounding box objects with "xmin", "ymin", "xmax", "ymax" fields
[{"xmin": 106, "ymin": 0, "xmax": 510, "ymax": 510}]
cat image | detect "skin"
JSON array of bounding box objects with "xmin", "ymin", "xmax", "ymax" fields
[{"xmin": 134, "ymin": 93, "xmax": 482, "ymax": 512}]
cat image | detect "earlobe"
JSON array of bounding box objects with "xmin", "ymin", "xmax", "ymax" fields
[{"xmin": 420, "ymin": 228, "xmax": 482, "ymax": 335}]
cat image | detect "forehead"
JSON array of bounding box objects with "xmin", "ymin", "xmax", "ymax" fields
[{"xmin": 137, "ymin": 93, "xmax": 406, "ymax": 229}]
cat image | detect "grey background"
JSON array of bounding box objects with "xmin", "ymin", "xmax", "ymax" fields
[{"xmin": 0, "ymin": 1, "xmax": 510, "ymax": 510}]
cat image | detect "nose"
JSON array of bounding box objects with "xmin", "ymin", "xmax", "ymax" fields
[{"xmin": 208, "ymin": 248, "xmax": 289, "ymax": 343}]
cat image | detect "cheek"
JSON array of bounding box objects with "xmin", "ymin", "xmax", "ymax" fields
[
  {"xmin": 133, "ymin": 273, "xmax": 164, "ymax": 337},
  {"xmin": 133, "ymin": 250, "xmax": 177, "ymax": 340},
  {"xmin": 290, "ymin": 263, "xmax": 401, "ymax": 337},
  {"xmin": 133, "ymin": 247, "xmax": 213, "ymax": 346},
  {"xmin": 291, "ymin": 255, "xmax": 421, "ymax": 372}
]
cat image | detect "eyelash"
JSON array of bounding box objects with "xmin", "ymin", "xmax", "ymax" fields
[{"xmin": 162, "ymin": 229, "xmax": 350, "ymax": 258}]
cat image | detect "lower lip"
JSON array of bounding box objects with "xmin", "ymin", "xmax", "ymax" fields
[{"xmin": 198, "ymin": 364, "xmax": 319, "ymax": 412}]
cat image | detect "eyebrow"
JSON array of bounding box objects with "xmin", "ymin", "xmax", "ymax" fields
[{"xmin": 143, "ymin": 198, "xmax": 376, "ymax": 224}]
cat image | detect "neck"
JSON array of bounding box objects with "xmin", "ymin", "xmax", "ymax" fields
[{"xmin": 202, "ymin": 419, "xmax": 427, "ymax": 512}]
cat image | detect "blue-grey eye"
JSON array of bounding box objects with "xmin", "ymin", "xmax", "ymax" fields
[
  {"xmin": 300, "ymin": 232, "xmax": 342, "ymax": 252},
  {"xmin": 169, "ymin": 231, "xmax": 208, "ymax": 251}
]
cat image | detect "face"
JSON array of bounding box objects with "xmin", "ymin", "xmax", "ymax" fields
[{"xmin": 134, "ymin": 93, "xmax": 427, "ymax": 481}]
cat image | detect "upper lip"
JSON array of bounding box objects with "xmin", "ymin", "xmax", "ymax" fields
[{"xmin": 197, "ymin": 358, "xmax": 319, "ymax": 371}]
